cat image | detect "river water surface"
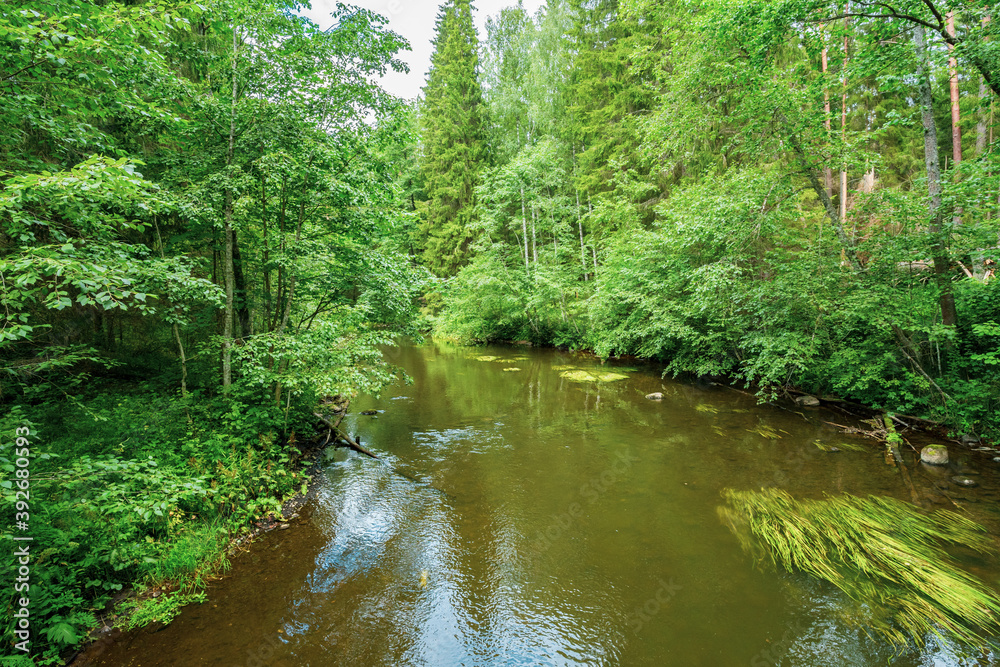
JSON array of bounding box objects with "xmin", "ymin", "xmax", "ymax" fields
[{"xmin": 88, "ymin": 341, "xmax": 1000, "ymax": 666}]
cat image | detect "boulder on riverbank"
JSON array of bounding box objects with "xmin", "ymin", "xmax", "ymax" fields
[{"xmin": 795, "ymin": 395, "xmax": 821, "ymax": 407}]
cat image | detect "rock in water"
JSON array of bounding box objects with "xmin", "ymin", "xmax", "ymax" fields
[
  {"xmin": 951, "ymin": 476, "xmax": 978, "ymax": 488},
  {"xmin": 645, "ymin": 392, "xmax": 664, "ymax": 400},
  {"xmin": 795, "ymin": 395, "xmax": 820, "ymax": 407},
  {"xmin": 920, "ymin": 445, "xmax": 949, "ymax": 466}
]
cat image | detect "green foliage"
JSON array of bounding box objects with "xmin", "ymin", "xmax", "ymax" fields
[
  {"xmin": 1, "ymin": 0, "xmax": 422, "ymax": 662},
  {"xmin": 719, "ymin": 489, "xmax": 1000, "ymax": 648},
  {"xmin": 0, "ymin": 383, "xmax": 315, "ymax": 662},
  {"xmin": 121, "ymin": 590, "xmax": 208, "ymax": 631},
  {"xmin": 426, "ymin": 0, "xmax": 1000, "ymax": 442}
]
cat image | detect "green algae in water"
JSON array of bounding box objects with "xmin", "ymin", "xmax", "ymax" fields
[
  {"xmin": 559, "ymin": 369, "xmax": 629, "ymax": 383},
  {"xmin": 813, "ymin": 439, "xmax": 868, "ymax": 453},
  {"xmin": 475, "ymin": 355, "xmax": 499, "ymax": 362},
  {"xmin": 502, "ymin": 367, "xmax": 521, "ymax": 372},
  {"xmin": 746, "ymin": 424, "xmax": 783, "ymax": 439},
  {"xmin": 695, "ymin": 404, "xmax": 719, "ymax": 414},
  {"xmin": 718, "ymin": 488, "xmax": 1000, "ymax": 649}
]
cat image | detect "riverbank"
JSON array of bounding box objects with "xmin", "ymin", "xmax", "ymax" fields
[
  {"xmin": 0, "ymin": 378, "xmax": 365, "ymax": 666},
  {"xmin": 64, "ymin": 414, "xmax": 347, "ymax": 667}
]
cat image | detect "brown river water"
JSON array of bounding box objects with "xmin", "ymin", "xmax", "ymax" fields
[{"xmin": 83, "ymin": 340, "xmax": 1000, "ymax": 666}]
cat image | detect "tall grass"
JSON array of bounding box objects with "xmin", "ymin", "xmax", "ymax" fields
[{"xmin": 719, "ymin": 488, "xmax": 1000, "ymax": 648}]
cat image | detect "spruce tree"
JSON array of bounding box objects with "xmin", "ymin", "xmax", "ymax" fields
[{"xmin": 419, "ymin": 0, "xmax": 487, "ymax": 276}]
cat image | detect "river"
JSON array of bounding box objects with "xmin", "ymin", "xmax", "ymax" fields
[{"xmin": 83, "ymin": 340, "xmax": 1000, "ymax": 666}]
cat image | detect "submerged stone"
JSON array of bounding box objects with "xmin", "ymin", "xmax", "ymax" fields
[
  {"xmin": 920, "ymin": 445, "xmax": 949, "ymax": 466},
  {"xmin": 645, "ymin": 392, "xmax": 664, "ymax": 400},
  {"xmin": 951, "ymin": 476, "xmax": 979, "ymax": 488}
]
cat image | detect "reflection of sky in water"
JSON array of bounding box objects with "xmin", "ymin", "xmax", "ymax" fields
[
  {"xmin": 276, "ymin": 344, "xmax": 998, "ymax": 666},
  {"xmin": 93, "ymin": 342, "xmax": 1000, "ymax": 667},
  {"xmin": 412, "ymin": 426, "xmax": 507, "ymax": 456},
  {"xmin": 278, "ymin": 456, "xmax": 633, "ymax": 666}
]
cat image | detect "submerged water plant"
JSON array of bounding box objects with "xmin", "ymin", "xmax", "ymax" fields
[
  {"xmin": 559, "ymin": 369, "xmax": 629, "ymax": 382},
  {"xmin": 719, "ymin": 488, "xmax": 1000, "ymax": 649}
]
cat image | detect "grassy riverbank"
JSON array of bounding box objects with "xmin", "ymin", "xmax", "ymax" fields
[{"xmin": 1, "ymin": 379, "xmax": 322, "ymax": 665}]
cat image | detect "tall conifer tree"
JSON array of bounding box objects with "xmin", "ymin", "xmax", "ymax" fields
[{"xmin": 419, "ymin": 0, "xmax": 487, "ymax": 276}]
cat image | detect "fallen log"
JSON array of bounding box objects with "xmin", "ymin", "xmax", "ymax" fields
[{"xmin": 313, "ymin": 412, "xmax": 379, "ymax": 460}]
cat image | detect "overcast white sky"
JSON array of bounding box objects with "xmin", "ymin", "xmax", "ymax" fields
[{"xmin": 301, "ymin": 0, "xmax": 545, "ymax": 101}]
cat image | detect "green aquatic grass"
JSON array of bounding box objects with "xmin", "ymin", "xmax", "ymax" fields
[
  {"xmin": 719, "ymin": 488, "xmax": 1000, "ymax": 649},
  {"xmin": 813, "ymin": 439, "xmax": 868, "ymax": 453}
]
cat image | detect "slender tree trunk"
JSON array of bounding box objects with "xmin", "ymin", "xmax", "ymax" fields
[
  {"xmin": 822, "ymin": 41, "xmax": 833, "ymax": 199},
  {"xmin": 588, "ymin": 196, "xmax": 598, "ymax": 285},
  {"xmin": 977, "ymin": 77, "xmax": 989, "ymax": 156},
  {"xmin": 780, "ymin": 106, "xmax": 861, "ymax": 270},
  {"xmin": 232, "ymin": 231, "xmax": 251, "ymax": 338},
  {"xmin": 531, "ymin": 206, "xmax": 538, "ymax": 266},
  {"xmin": 947, "ymin": 12, "xmax": 962, "ymax": 166},
  {"xmin": 572, "ymin": 146, "xmax": 588, "ymax": 280},
  {"xmin": 839, "ymin": 6, "xmax": 849, "ymax": 227},
  {"xmin": 222, "ymin": 23, "xmax": 238, "ymax": 391},
  {"xmin": 947, "ymin": 11, "xmax": 963, "ymax": 226},
  {"xmin": 979, "ymin": 15, "xmax": 993, "ymax": 159},
  {"xmin": 273, "ymin": 178, "xmax": 309, "ymax": 406},
  {"xmin": 915, "ymin": 24, "xmax": 958, "ymax": 328},
  {"xmin": 262, "ymin": 170, "xmax": 272, "ymax": 330},
  {"xmin": 271, "ymin": 175, "xmax": 288, "ymax": 333},
  {"xmin": 520, "ymin": 184, "xmax": 529, "ymax": 275},
  {"xmin": 154, "ymin": 219, "xmax": 188, "ymax": 396},
  {"xmin": 591, "ymin": 246, "xmax": 598, "ymax": 289}
]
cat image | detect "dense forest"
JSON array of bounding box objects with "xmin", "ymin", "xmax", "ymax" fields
[
  {"xmin": 417, "ymin": 0, "xmax": 1000, "ymax": 444},
  {"xmin": 2, "ymin": 0, "xmax": 999, "ymax": 662}
]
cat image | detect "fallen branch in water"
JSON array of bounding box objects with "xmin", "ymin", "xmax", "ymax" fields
[
  {"xmin": 313, "ymin": 412, "xmax": 379, "ymax": 459},
  {"xmin": 883, "ymin": 414, "xmax": 921, "ymax": 506},
  {"xmin": 312, "ymin": 411, "xmax": 455, "ymax": 499}
]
